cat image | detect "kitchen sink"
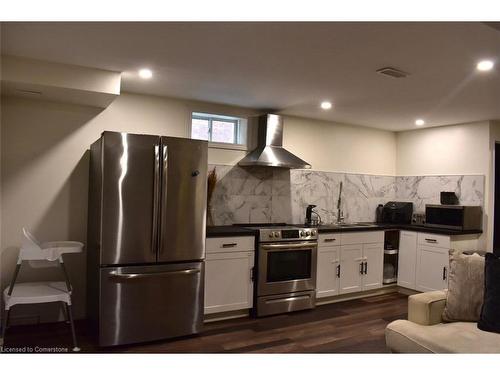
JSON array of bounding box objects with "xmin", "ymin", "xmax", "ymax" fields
[{"xmin": 332, "ymin": 222, "xmax": 378, "ymax": 228}]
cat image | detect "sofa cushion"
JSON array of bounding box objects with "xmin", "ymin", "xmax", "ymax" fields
[
  {"xmin": 386, "ymin": 319, "xmax": 500, "ymax": 353},
  {"xmin": 442, "ymin": 250, "xmax": 484, "ymax": 322},
  {"xmin": 478, "ymin": 252, "xmax": 500, "ymax": 333}
]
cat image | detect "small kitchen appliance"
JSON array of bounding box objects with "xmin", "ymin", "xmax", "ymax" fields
[
  {"xmin": 440, "ymin": 191, "xmax": 459, "ymax": 205},
  {"xmin": 382, "ymin": 201, "xmax": 413, "ymax": 224},
  {"xmin": 376, "ymin": 204, "xmax": 384, "ymax": 223},
  {"xmin": 425, "ymin": 205, "xmax": 482, "ymax": 231},
  {"xmin": 412, "ymin": 212, "xmax": 426, "ymax": 225},
  {"xmin": 305, "ymin": 204, "xmax": 321, "ymax": 226}
]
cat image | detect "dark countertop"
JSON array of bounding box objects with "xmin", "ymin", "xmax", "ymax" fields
[
  {"xmin": 207, "ymin": 223, "xmax": 482, "ymax": 237},
  {"xmin": 206, "ymin": 226, "xmax": 259, "ymax": 238},
  {"xmin": 316, "ymin": 223, "xmax": 483, "ymax": 236}
]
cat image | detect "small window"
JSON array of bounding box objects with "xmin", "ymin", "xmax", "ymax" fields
[{"xmin": 190, "ymin": 112, "xmax": 247, "ymax": 149}]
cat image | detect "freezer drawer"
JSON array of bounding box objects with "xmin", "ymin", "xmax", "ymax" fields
[{"xmin": 99, "ymin": 262, "xmax": 204, "ymax": 346}]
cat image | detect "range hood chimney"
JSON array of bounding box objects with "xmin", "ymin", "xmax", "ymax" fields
[{"xmin": 238, "ymin": 114, "xmax": 311, "ymax": 169}]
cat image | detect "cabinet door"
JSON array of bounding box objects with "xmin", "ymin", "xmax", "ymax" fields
[
  {"xmin": 398, "ymin": 231, "xmax": 417, "ymax": 290},
  {"xmin": 316, "ymin": 246, "xmax": 340, "ymax": 298},
  {"xmin": 339, "ymin": 244, "xmax": 363, "ymax": 294},
  {"xmin": 204, "ymin": 251, "xmax": 254, "ymax": 314},
  {"xmin": 362, "ymin": 243, "xmax": 384, "ymax": 290},
  {"xmin": 415, "ymin": 245, "xmax": 449, "ymax": 292}
]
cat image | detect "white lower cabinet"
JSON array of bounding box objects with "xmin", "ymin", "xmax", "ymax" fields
[
  {"xmin": 397, "ymin": 231, "xmax": 417, "ymax": 289},
  {"xmin": 339, "ymin": 244, "xmax": 364, "ymax": 294},
  {"xmin": 204, "ymin": 237, "xmax": 255, "ymax": 315},
  {"xmin": 316, "ymin": 246, "xmax": 341, "ymax": 298},
  {"xmin": 362, "ymin": 243, "xmax": 384, "ymax": 290},
  {"xmin": 317, "ymin": 231, "xmax": 384, "ymax": 298},
  {"xmin": 415, "ymin": 245, "xmax": 448, "ymax": 292},
  {"xmin": 398, "ymin": 231, "xmax": 450, "ymax": 292}
]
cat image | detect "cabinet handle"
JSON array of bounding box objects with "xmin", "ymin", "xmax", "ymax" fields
[
  {"xmin": 442, "ymin": 267, "xmax": 447, "ymax": 281},
  {"xmin": 364, "ymin": 262, "xmax": 368, "ymax": 275},
  {"xmin": 336, "ymin": 264, "xmax": 341, "ymax": 278},
  {"xmin": 222, "ymin": 243, "xmax": 237, "ymax": 248},
  {"xmin": 324, "ymin": 238, "xmax": 336, "ymax": 243},
  {"xmin": 359, "ymin": 262, "xmax": 364, "ymax": 274},
  {"xmin": 250, "ymin": 267, "xmax": 254, "ymax": 281},
  {"xmin": 425, "ymin": 238, "xmax": 437, "ymax": 243}
]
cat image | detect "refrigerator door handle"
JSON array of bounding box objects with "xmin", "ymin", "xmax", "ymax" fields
[
  {"xmin": 108, "ymin": 268, "xmax": 200, "ymax": 281},
  {"xmin": 159, "ymin": 143, "xmax": 168, "ymax": 256},
  {"xmin": 152, "ymin": 144, "xmax": 160, "ymax": 256}
]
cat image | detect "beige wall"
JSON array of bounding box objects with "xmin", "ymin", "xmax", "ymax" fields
[
  {"xmin": 0, "ymin": 92, "xmax": 397, "ymax": 322},
  {"xmin": 284, "ymin": 116, "xmax": 396, "ymax": 175},
  {"xmin": 396, "ymin": 121, "xmax": 490, "ymax": 176},
  {"xmin": 396, "ymin": 121, "xmax": 491, "ymax": 249}
]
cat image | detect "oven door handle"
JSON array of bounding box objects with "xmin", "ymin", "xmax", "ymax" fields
[{"xmin": 261, "ymin": 242, "xmax": 316, "ymax": 250}]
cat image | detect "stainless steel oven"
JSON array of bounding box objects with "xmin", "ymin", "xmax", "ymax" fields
[
  {"xmin": 243, "ymin": 225, "xmax": 318, "ymax": 317},
  {"xmin": 258, "ymin": 241, "xmax": 317, "ymax": 296}
]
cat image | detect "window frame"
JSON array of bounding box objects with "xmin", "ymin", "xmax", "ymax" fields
[{"xmin": 189, "ymin": 112, "xmax": 249, "ymax": 151}]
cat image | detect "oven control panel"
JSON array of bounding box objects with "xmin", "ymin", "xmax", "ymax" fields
[{"xmin": 259, "ymin": 227, "xmax": 318, "ymax": 242}]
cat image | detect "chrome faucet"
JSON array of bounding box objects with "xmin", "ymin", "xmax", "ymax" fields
[{"xmin": 336, "ymin": 181, "xmax": 345, "ymax": 224}]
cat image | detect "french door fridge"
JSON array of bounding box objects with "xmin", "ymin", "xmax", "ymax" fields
[{"xmin": 87, "ymin": 131, "xmax": 207, "ymax": 346}]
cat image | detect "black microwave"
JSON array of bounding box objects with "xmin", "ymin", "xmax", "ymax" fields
[{"xmin": 425, "ymin": 205, "xmax": 482, "ymax": 231}]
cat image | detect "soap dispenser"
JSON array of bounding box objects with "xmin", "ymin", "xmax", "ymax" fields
[{"xmin": 376, "ymin": 204, "xmax": 384, "ymax": 223}]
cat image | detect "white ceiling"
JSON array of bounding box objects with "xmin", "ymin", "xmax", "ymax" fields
[{"xmin": 1, "ymin": 22, "xmax": 500, "ymax": 131}]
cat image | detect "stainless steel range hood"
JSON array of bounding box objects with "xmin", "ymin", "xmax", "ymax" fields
[{"xmin": 238, "ymin": 114, "xmax": 311, "ymax": 169}]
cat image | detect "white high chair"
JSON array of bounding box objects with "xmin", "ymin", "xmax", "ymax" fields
[{"xmin": 1, "ymin": 228, "xmax": 83, "ymax": 351}]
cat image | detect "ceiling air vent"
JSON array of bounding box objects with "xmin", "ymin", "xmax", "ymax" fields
[{"xmin": 376, "ymin": 67, "xmax": 409, "ymax": 78}]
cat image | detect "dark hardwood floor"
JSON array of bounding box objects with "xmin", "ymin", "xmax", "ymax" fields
[{"xmin": 2, "ymin": 292, "xmax": 408, "ymax": 353}]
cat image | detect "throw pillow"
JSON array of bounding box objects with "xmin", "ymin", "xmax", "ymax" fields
[
  {"xmin": 478, "ymin": 252, "xmax": 500, "ymax": 333},
  {"xmin": 442, "ymin": 249, "xmax": 485, "ymax": 322}
]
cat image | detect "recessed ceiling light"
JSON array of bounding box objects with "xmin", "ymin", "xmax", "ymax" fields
[
  {"xmin": 415, "ymin": 119, "xmax": 425, "ymax": 126},
  {"xmin": 320, "ymin": 101, "xmax": 332, "ymax": 110},
  {"xmin": 477, "ymin": 60, "xmax": 494, "ymax": 72},
  {"xmin": 138, "ymin": 68, "xmax": 153, "ymax": 79}
]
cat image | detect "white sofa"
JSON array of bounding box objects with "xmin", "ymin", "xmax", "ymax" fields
[{"xmin": 385, "ymin": 290, "xmax": 500, "ymax": 353}]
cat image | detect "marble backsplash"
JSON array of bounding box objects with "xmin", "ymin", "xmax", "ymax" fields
[
  {"xmin": 396, "ymin": 175, "xmax": 484, "ymax": 213},
  {"xmin": 208, "ymin": 164, "xmax": 485, "ymax": 226}
]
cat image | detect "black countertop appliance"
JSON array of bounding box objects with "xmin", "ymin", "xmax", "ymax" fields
[{"xmin": 382, "ymin": 201, "xmax": 413, "ymax": 224}]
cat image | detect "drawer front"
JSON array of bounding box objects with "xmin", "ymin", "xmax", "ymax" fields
[
  {"xmin": 318, "ymin": 233, "xmax": 341, "ymax": 247},
  {"xmin": 206, "ymin": 236, "xmax": 255, "ymax": 254},
  {"xmin": 341, "ymin": 231, "xmax": 384, "ymax": 245},
  {"xmin": 417, "ymin": 233, "xmax": 450, "ymax": 249}
]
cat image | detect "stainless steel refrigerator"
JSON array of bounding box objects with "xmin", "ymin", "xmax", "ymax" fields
[{"xmin": 87, "ymin": 131, "xmax": 207, "ymax": 346}]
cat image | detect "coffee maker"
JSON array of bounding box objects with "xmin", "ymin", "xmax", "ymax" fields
[{"xmin": 382, "ymin": 201, "xmax": 413, "ymax": 224}]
